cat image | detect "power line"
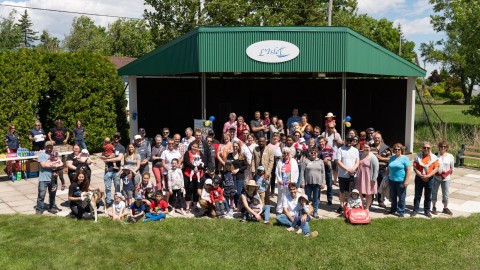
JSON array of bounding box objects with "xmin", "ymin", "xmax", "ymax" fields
[{"xmin": 0, "ymin": 3, "xmax": 142, "ymax": 20}]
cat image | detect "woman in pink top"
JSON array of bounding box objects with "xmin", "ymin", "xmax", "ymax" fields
[
  {"xmin": 223, "ymin": 113, "xmax": 237, "ymax": 134},
  {"xmin": 217, "ymin": 133, "xmax": 233, "ymax": 171}
]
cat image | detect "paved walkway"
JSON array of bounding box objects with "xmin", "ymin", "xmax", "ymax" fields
[{"xmin": 1, "ymin": 155, "xmax": 479, "ymax": 219}]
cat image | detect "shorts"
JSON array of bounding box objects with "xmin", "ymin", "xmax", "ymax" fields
[
  {"xmin": 331, "ymin": 160, "xmax": 337, "ymax": 170},
  {"xmin": 338, "ymin": 177, "xmax": 353, "ymax": 193},
  {"xmin": 122, "ymin": 190, "xmax": 133, "ymax": 199}
]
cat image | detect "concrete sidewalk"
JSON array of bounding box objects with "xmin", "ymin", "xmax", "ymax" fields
[{"xmin": 1, "ymin": 155, "xmax": 479, "ymax": 219}]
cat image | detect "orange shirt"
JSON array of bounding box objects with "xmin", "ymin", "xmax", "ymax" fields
[{"xmin": 413, "ymin": 154, "xmax": 439, "ymax": 175}]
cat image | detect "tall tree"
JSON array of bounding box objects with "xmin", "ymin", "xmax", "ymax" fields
[
  {"xmin": 37, "ymin": 30, "xmax": 60, "ymax": 52},
  {"xmin": 108, "ymin": 19, "xmax": 155, "ymax": 57},
  {"xmin": 144, "ymin": 0, "xmax": 415, "ymax": 62},
  {"xmin": 0, "ymin": 10, "xmax": 22, "ymax": 51},
  {"xmin": 16, "ymin": 10, "xmax": 38, "ymax": 48},
  {"xmin": 64, "ymin": 16, "xmax": 109, "ymax": 54},
  {"xmin": 420, "ymin": 0, "xmax": 480, "ymax": 103}
]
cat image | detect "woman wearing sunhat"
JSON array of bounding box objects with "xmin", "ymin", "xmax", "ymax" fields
[{"xmin": 238, "ymin": 180, "xmax": 271, "ymax": 224}]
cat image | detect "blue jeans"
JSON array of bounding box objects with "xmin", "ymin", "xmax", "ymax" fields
[
  {"xmin": 293, "ymin": 215, "xmax": 311, "ymax": 234},
  {"xmin": 243, "ymin": 205, "xmax": 270, "ymax": 222},
  {"xmin": 389, "ymin": 180, "xmax": 407, "ymax": 214},
  {"xmin": 324, "ymin": 168, "xmax": 333, "ymax": 203},
  {"xmin": 104, "ymin": 170, "xmax": 120, "ymax": 204},
  {"xmin": 75, "ymin": 140, "xmax": 87, "ymax": 149},
  {"xmin": 145, "ymin": 212, "xmax": 166, "ymax": 221},
  {"xmin": 36, "ymin": 180, "xmax": 57, "ymax": 210},
  {"xmin": 432, "ymin": 178, "xmax": 450, "ymax": 205},
  {"xmin": 276, "ymin": 214, "xmax": 293, "ymax": 226},
  {"xmin": 234, "ymin": 179, "xmax": 245, "ymax": 207},
  {"xmin": 414, "ymin": 176, "xmax": 434, "ymax": 212},
  {"xmin": 305, "ymin": 184, "xmax": 320, "ymax": 213}
]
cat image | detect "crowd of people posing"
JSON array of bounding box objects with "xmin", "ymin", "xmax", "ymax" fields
[{"xmin": 10, "ymin": 110, "xmax": 454, "ymax": 232}]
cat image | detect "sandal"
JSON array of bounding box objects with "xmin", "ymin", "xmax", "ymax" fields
[
  {"xmin": 61, "ymin": 185, "xmax": 66, "ymax": 191},
  {"xmin": 51, "ymin": 186, "xmax": 57, "ymax": 192}
]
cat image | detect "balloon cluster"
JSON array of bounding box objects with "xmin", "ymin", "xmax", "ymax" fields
[
  {"xmin": 204, "ymin": 116, "xmax": 216, "ymax": 127},
  {"xmin": 345, "ymin": 116, "xmax": 352, "ymax": 127}
]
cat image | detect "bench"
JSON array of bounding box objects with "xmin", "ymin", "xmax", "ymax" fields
[{"xmin": 456, "ymin": 144, "xmax": 480, "ymax": 167}]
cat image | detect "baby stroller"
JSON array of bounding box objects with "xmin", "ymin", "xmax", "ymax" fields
[{"xmin": 343, "ymin": 203, "xmax": 371, "ymax": 225}]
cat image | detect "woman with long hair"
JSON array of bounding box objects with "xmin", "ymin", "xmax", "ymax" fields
[
  {"xmin": 227, "ymin": 141, "xmax": 248, "ymax": 207},
  {"xmin": 68, "ymin": 171, "xmax": 92, "ymax": 219}
]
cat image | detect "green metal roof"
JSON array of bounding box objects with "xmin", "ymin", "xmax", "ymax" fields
[{"xmin": 118, "ymin": 26, "xmax": 425, "ymax": 77}]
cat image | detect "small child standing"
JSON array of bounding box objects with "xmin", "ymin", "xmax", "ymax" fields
[
  {"xmin": 144, "ymin": 191, "xmax": 168, "ymax": 222},
  {"xmin": 49, "ymin": 152, "xmax": 65, "ymax": 192},
  {"xmin": 168, "ymin": 158, "xmax": 186, "ymax": 215},
  {"xmin": 222, "ymin": 161, "xmax": 237, "ymax": 215},
  {"xmin": 287, "ymin": 194, "xmax": 318, "ymax": 237},
  {"xmin": 107, "ymin": 192, "xmax": 126, "ymax": 221},
  {"xmin": 324, "ymin": 112, "xmax": 336, "ymax": 128},
  {"xmin": 210, "ymin": 178, "xmax": 226, "ymax": 217},
  {"xmin": 348, "ymin": 189, "xmax": 362, "ymax": 209},
  {"xmin": 254, "ymin": 166, "xmax": 270, "ymax": 204},
  {"xmin": 126, "ymin": 194, "xmax": 146, "ymax": 223},
  {"xmin": 102, "ymin": 137, "xmax": 116, "ymax": 169},
  {"xmin": 120, "ymin": 166, "xmax": 135, "ymax": 206},
  {"xmin": 358, "ymin": 131, "xmax": 367, "ymax": 151}
]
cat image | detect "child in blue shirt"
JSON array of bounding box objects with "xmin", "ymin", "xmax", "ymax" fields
[{"xmin": 254, "ymin": 166, "xmax": 270, "ymax": 205}]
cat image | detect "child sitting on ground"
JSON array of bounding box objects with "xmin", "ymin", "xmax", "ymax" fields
[
  {"xmin": 210, "ymin": 178, "xmax": 226, "ymax": 218},
  {"xmin": 144, "ymin": 191, "xmax": 169, "ymax": 222},
  {"xmin": 254, "ymin": 166, "xmax": 270, "ymax": 204},
  {"xmin": 168, "ymin": 158, "xmax": 186, "ymax": 215},
  {"xmin": 245, "ymin": 194, "xmax": 263, "ymax": 221},
  {"xmin": 49, "ymin": 151, "xmax": 65, "ymax": 192},
  {"xmin": 126, "ymin": 194, "xmax": 146, "ymax": 223},
  {"xmin": 348, "ymin": 189, "xmax": 362, "ymax": 209},
  {"xmin": 120, "ymin": 166, "xmax": 135, "ymax": 206},
  {"xmin": 107, "ymin": 192, "xmax": 126, "ymax": 221},
  {"xmin": 320, "ymin": 145, "xmax": 334, "ymax": 171},
  {"xmin": 102, "ymin": 137, "xmax": 117, "ymax": 169},
  {"xmin": 287, "ymin": 194, "xmax": 318, "ymax": 237}
]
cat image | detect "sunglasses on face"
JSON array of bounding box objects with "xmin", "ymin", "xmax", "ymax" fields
[{"xmin": 394, "ymin": 148, "xmax": 401, "ymax": 151}]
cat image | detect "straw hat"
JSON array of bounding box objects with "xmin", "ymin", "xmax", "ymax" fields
[{"xmin": 245, "ymin": 180, "xmax": 259, "ymax": 188}]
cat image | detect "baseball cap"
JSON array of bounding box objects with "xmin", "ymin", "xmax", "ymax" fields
[
  {"xmin": 45, "ymin": 141, "xmax": 53, "ymax": 147},
  {"xmin": 81, "ymin": 149, "xmax": 89, "ymax": 155},
  {"xmin": 257, "ymin": 166, "xmax": 265, "ymax": 171},
  {"xmin": 134, "ymin": 135, "xmax": 142, "ymax": 140},
  {"xmin": 351, "ymin": 189, "xmax": 359, "ymax": 194},
  {"xmin": 366, "ymin": 127, "xmax": 375, "ymax": 133},
  {"xmin": 253, "ymin": 194, "xmax": 261, "ymax": 202},
  {"xmin": 113, "ymin": 132, "xmax": 121, "ymax": 138},
  {"xmin": 299, "ymin": 138, "xmax": 306, "ymax": 143},
  {"xmin": 135, "ymin": 194, "xmax": 143, "ymax": 200},
  {"xmin": 205, "ymin": 179, "xmax": 213, "ymax": 185}
]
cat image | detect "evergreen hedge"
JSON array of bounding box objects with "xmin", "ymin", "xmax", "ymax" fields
[{"xmin": 0, "ymin": 49, "xmax": 128, "ymax": 153}]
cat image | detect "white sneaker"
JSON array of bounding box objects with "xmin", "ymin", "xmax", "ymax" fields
[
  {"xmin": 287, "ymin": 227, "xmax": 295, "ymax": 232},
  {"xmin": 296, "ymin": 228, "xmax": 303, "ymax": 234}
]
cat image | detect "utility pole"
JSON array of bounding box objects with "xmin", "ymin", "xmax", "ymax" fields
[{"xmin": 328, "ymin": 0, "xmax": 333, "ymax": 26}]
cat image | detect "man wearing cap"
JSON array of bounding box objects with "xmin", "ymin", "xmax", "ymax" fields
[
  {"xmin": 100, "ymin": 132, "xmax": 125, "ymax": 207},
  {"xmin": 366, "ymin": 127, "xmax": 375, "ymax": 147},
  {"xmin": 251, "ymin": 136, "xmax": 274, "ymax": 203},
  {"xmin": 134, "ymin": 134, "xmax": 152, "ymax": 180},
  {"xmin": 36, "ymin": 141, "xmax": 62, "ymax": 214},
  {"xmin": 321, "ymin": 122, "xmax": 342, "ymax": 184},
  {"xmin": 138, "ymin": 128, "xmax": 152, "ymax": 149},
  {"xmin": 335, "ymin": 135, "xmax": 359, "ymax": 213}
]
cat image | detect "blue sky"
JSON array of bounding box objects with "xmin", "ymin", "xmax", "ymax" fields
[{"xmin": 0, "ymin": 0, "xmax": 443, "ymax": 75}]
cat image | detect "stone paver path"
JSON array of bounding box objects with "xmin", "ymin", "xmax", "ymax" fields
[{"xmin": 1, "ymin": 155, "xmax": 479, "ymax": 219}]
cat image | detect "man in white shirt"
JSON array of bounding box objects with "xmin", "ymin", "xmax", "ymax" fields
[{"xmin": 335, "ymin": 135, "xmax": 359, "ymax": 214}]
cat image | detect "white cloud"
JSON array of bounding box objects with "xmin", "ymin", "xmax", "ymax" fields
[
  {"xmin": 394, "ymin": 17, "xmax": 435, "ymax": 36},
  {"xmin": 357, "ymin": 0, "xmax": 405, "ymax": 16},
  {"xmin": 0, "ymin": 0, "xmax": 149, "ymax": 38}
]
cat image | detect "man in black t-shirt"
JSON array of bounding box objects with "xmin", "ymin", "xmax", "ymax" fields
[
  {"xmin": 48, "ymin": 119, "xmax": 69, "ymax": 146},
  {"xmin": 250, "ymin": 111, "xmax": 268, "ymax": 139}
]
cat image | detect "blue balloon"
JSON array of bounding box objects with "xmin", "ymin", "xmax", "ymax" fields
[
  {"xmin": 209, "ymin": 116, "xmax": 215, "ymax": 122},
  {"xmin": 345, "ymin": 116, "xmax": 351, "ymax": 122}
]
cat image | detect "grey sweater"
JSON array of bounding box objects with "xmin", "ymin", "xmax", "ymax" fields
[{"xmin": 299, "ymin": 158, "xmax": 326, "ymax": 186}]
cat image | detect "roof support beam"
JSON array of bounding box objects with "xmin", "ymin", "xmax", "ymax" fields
[
  {"xmin": 201, "ymin": 73, "xmax": 207, "ymax": 120},
  {"xmin": 405, "ymin": 77, "xmax": 416, "ymax": 152},
  {"xmin": 341, "ymin": 72, "xmax": 347, "ymax": 140}
]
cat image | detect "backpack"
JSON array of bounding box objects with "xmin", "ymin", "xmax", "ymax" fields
[{"xmin": 223, "ymin": 171, "xmax": 235, "ymax": 188}]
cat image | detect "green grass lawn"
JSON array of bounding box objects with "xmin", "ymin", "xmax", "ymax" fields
[
  {"xmin": 415, "ymin": 104, "xmax": 480, "ymax": 125},
  {"xmin": 0, "ymin": 214, "xmax": 479, "ymax": 269}
]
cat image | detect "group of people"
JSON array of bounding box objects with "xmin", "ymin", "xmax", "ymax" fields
[{"xmin": 10, "ymin": 110, "xmax": 454, "ymax": 225}]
